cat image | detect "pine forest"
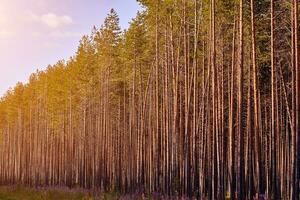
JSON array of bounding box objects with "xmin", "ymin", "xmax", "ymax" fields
[{"xmin": 0, "ymin": 0, "xmax": 299, "ymax": 199}]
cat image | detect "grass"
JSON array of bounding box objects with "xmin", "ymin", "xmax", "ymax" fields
[
  {"xmin": 0, "ymin": 186, "xmax": 92, "ymax": 200},
  {"xmin": 0, "ymin": 186, "xmax": 149, "ymax": 200},
  {"xmin": 0, "ymin": 186, "xmax": 183, "ymax": 199}
]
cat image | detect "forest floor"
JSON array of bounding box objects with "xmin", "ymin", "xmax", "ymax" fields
[
  {"xmin": 0, "ymin": 186, "xmax": 140, "ymax": 200},
  {"xmin": 0, "ymin": 185, "xmax": 197, "ymax": 200},
  {"xmin": 0, "ymin": 186, "xmax": 91, "ymax": 200},
  {"xmin": 0, "ymin": 186, "xmax": 181, "ymax": 200}
]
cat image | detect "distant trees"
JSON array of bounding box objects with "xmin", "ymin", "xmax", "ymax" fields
[{"xmin": 0, "ymin": 1, "xmax": 299, "ymax": 199}]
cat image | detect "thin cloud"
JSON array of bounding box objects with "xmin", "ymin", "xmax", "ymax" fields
[
  {"xmin": 0, "ymin": 15, "xmax": 6, "ymax": 25},
  {"xmin": 30, "ymin": 12, "xmax": 73, "ymax": 28},
  {"xmin": 0, "ymin": 29, "xmax": 15, "ymax": 39},
  {"xmin": 31, "ymin": 31, "xmax": 42, "ymax": 37},
  {"xmin": 31, "ymin": 30, "xmax": 83, "ymax": 38},
  {"xmin": 49, "ymin": 30, "xmax": 82, "ymax": 38},
  {"xmin": 43, "ymin": 41, "xmax": 62, "ymax": 48}
]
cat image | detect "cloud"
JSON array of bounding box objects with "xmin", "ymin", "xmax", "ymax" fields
[
  {"xmin": 0, "ymin": 29, "xmax": 15, "ymax": 39},
  {"xmin": 0, "ymin": 15, "xmax": 6, "ymax": 25},
  {"xmin": 31, "ymin": 31, "xmax": 42, "ymax": 37},
  {"xmin": 31, "ymin": 30, "xmax": 83, "ymax": 38},
  {"xmin": 43, "ymin": 41, "xmax": 62, "ymax": 48},
  {"xmin": 49, "ymin": 30, "xmax": 82, "ymax": 38},
  {"xmin": 30, "ymin": 12, "xmax": 73, "ymax": 28}
]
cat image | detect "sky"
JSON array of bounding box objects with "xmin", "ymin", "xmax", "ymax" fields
[{"xmin": 0, "ymin": 0, "xmax": 141, "ymax": 96}]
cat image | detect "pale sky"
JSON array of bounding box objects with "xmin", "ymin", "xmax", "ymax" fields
[{"xmin": 0, "ymin": 0, "xmax": 141, "ymax": 96}]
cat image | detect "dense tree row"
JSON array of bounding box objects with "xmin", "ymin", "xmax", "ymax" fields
[{"xmin": 0, "ymin": 0, "xmax": 299, "ymax": 199}]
